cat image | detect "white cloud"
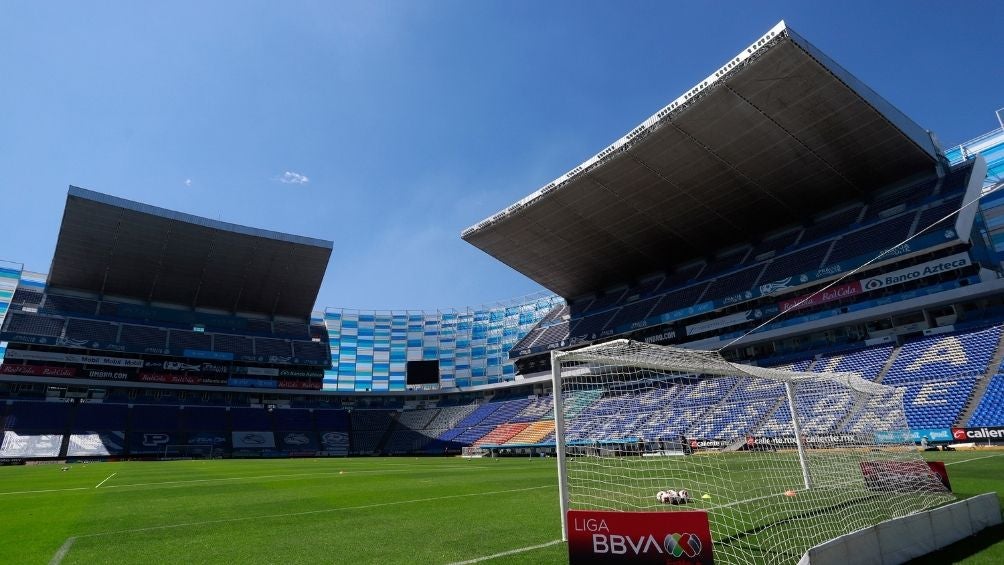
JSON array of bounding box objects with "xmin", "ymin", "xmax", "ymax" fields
[{"xmin": 278, "ymin": 171, "xmax": 310, "ymax": 185}]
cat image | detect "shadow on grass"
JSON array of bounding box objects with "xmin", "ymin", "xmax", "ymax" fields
[{"xmin": 908, "ymin": 524, "xmax": 1004, "ymax": 564}]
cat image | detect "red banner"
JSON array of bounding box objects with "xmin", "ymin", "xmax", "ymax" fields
[
  {"xmin": 138, "ymin": 373, "xmax": 205, "ymax": 385},
  {"xmin": 926, "ymin": 461, "xmax": 951, "ymax": 491},
  {"xmin": 0, "ymin": 364, "xmax": 77, "ymax": 377},
  {"xmin": 778, "ymin": 281, "xmax": 863, "ymax": 313},
  {"xmin": 860, "ymin": 460, "xmax": 949, "ymax": 492},
  {"xmin": 567, "ymin": 510, "xmax": 713, "ymax": 564}
]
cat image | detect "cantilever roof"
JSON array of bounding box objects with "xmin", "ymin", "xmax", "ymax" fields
[
  {"xmin": 47, "ymin": 187, "xmax": 333, "ymax": 319},
  {"xmin": 463, "ymin": 22, "xmax": 941, "ymax": 299}
]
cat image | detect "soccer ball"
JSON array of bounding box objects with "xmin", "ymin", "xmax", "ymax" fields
[
  {"xmin": 657, "ymin": 488, "xmax": 690, "ymax": 504},
  {"xmin": 657, "ymin": 489, "xmax": 678, "ymax": 504}
]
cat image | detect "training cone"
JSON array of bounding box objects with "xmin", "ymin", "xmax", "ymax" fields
[
  {"xmin": 701, "ymin": 493, "xmax": 711, "ymax": 500},
  {"xmin": 784, "ymin": 490, "xmax": 797, "ymax": 497}
]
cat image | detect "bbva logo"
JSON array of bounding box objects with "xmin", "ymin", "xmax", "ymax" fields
[{"xmin": 590, "ymin": 532, "xmax": 702, "ymax": 558}]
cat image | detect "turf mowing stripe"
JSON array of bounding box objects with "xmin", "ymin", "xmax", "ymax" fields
[
  {"xmin": 945, "ymin": 454, "xmax": 1004, "ymax": 466},
  {"xmin": 94, "ymin": 472, "xmax": 116, "ymax": 488},
  {"xmin": 0, "ymin": 486, "xmax": 90, "ymax": 496},
  {"xmin": 102, "ymin": 465, "xmax": 514, "ymax": 490},
  {"xmin": 50, "ymin": 484, "xmax": 556, "ymax": 563},
  {"xmin": 445, "ymin": 539, "xmax": 564, "ymax": 564},
  {"xmin": 48, "ymin": 537, "xmax": 75, "ymax": 565}
]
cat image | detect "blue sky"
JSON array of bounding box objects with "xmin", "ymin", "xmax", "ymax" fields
[{"xmin": 2, "ymin": 1, "xmax": 1002, "ymax": 312}]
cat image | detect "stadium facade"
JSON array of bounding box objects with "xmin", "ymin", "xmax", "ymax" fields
[{"xmin": 2, "ymin": 21, "xmax": 1004, "ymax": 460}]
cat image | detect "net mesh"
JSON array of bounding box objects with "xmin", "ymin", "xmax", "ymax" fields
[{"xmin": 553, "ymin": 339, "xmax": 953, "ymax": 564}]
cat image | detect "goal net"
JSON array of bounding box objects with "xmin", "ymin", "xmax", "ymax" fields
[
  {"xmin": 162, "ymin": 444, "xmax": 217, "ymax": 460},
  {"xmin": 552, "ymin": 339, "xmax": 952, "ymax": 564}
]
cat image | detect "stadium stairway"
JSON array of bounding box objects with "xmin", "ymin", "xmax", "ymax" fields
[
  {"xmin": 957, "ymin": 328, "xmax": 1004, "ymax": 425},
  {"xmin": 871, "ymin": 344, "xmax": 901, "ymax": 385},
  {"xmin": 747, "ymin": 395, "xmax": 789, "ymax": 440},
  {"xmin": 373, "ymin": 412, "xmax": 400, "ymax": 454}
]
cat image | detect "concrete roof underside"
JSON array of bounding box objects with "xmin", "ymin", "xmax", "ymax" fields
[
  {"xmin": 47, "ymin": 187, "xmax": 333, "ymax": 319},
  {"xmin": 463, "ymin": 25, "xmax": 940, "ymax": 299}
]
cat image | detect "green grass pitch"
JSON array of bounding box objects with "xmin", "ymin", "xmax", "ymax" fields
[{"xmin": 0, "ymin": 452, "xmax": 1000, "ymax": 564}]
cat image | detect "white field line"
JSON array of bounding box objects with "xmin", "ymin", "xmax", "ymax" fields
[
  {"xmin": 48, "ymin": 537, "xmax": 76, "ymax": 565},
  {"xmin": 945, "ymin": 453, "xmax": 1004, "ymax": 466},
  {"xmin": 95, "ymin": 473, "xmax": 116, "ymax": 488},
  {"xmin": 102, "ymin": 464, "xmax": 512, "ymax": 490},
  {"xmin": 49, "ymin": 484, "xmax": 555, "ymax": 564},
  {"xmin": 1, "ymin": 462, "xmax": 514, "ymax": 498},
  {"xmin": 0, "ymin": 486, "xmax": 90, "ymax": 497},
  {"xmin": 446, "ymin": 539, "xmax": 564, "ymax": 564}
]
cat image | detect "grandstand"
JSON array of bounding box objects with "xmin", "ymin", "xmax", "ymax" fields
[{"xmin": 0, "ymin": 20, "xmax": 1002, "ymax": 470}]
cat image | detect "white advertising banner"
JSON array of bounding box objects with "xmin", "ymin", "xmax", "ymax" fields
[
  {"xmin": 859, "ymin": 253, "xmax": 971, "ymax": 292},
  {"xmin": 67, "ymin": 432, "xmax": 125, "ymax": 456},
  {"xmin": 3, "ymin": 349, "xmax": 144, "ymax": 368},
  {"xmin": 0, "ymin": 432, "xmax": 63, "ymax": 458},
  {"xmin": 686, "ymin": 310, "xmax": 760, "ymax": 336}
]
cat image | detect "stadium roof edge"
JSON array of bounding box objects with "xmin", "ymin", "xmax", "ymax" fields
[
  {"xmin": 48, "ymin": 187, "xmax": 333, "ymax": 319},
  {"xmin": 461, "ymin": 21, "xmax": 940, "ymax": 239},
  {"xmin": 66, "ymin": 186, "xmax": 334, "ymax": 250},
  {"xmin": 461, "ymin": 20, "xmax": 791, "ymax": 238},
  {"xmin": 782, "ymin": 27, "xmax": 940, "ymax": 161},
  {"xmin": 461, "ymin": 21, "xmax": 943, "ymax": 299}
]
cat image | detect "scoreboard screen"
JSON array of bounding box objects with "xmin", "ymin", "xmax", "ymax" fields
[{"xmin": 406, "ymin": 360, "xmax": 440, "ymax": 385}]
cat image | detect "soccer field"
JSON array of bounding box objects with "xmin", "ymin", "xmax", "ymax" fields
[{"xmin": 0, "ymin": 452, "xmax": 1001, "ymax": 564}]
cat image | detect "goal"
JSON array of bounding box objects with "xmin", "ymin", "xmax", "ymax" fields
[
  {"xmin": 551, "ymin": 339, "xmax": 952, "ymax": 563},
  {"xmin": 461, "ymin": 446, "xmax": 488, "ymax": 458},
  {"xmin": 162, "ymin": 444, "xmax": 217, "ymax": 460}
]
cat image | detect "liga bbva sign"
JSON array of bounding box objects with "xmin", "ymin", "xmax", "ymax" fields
[{"xmin": 567, "ymin": 510, "xmax": 713, "ymax": 564}]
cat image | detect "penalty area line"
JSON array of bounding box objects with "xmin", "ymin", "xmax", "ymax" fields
[
  {"xmin": 0, "ymin": 486, "xmax": 90, "ymax": 497},
  {"xmin": 446, "ymin": 539, "xmax": 564, "ymax": 564},
  {"xmin": 48, "ymin": 537, "xmax": 75, "ymax": 565},
  {"xmin": 945, "ymin": 454, "xmax": 1004, "ymax": 466},
  {"xmin": 95, "ymin": 473, "xmax": 116, "ymax": 488}
]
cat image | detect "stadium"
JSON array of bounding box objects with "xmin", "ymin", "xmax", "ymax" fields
[{"xmin": 3, "ymin": 19, "xmax": 1004, "ymax": 565}]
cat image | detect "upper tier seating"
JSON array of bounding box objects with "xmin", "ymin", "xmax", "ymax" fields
[
  {"xmin": 883, "ymin": 326, "xmax": 1001, "ymax": 385},
  {"xmin": 6, "ymin": 313, "xmax": 65, "ymax": 337},
  {"xmin": 41, "ymin": 294, "xmax": 99, "ymax": 316},
  {"xmin": 120, "ymin": 324, "xmax": 168, "ymax": 350},
  {"xmin": 65, "ymin": 318, "xmax": 119, "ymax": 343},
  {"xmin": 826, "ymin": 212, "xmax": 916, "ymax": 265}
]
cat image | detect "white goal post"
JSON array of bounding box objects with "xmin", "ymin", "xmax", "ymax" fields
[{"xmin": 551, "ymin": 339, "xmax": 952, "ymax": 563}]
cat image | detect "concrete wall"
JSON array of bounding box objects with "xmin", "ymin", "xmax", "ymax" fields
[{"xmin": 798, "ymin": 493, "xmax": 1001, "ymax": 565}]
